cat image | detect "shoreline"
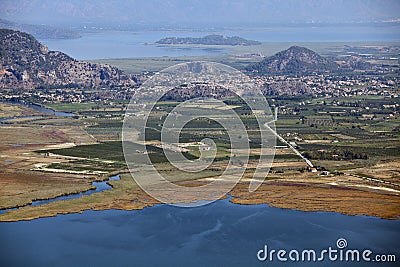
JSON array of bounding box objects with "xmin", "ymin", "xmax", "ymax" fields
[
  {"xmin": 0, "ymin": 191, "xmax": 398, "ymax": 223},
  {"xmin": 0, "ymin": 173, "xmax": 399, "ymax": 222},
  {"xmin": 0, "ymin": 173, "xmax": 121, "ymax": 215}
]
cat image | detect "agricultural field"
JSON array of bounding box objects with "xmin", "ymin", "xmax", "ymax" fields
[
  {"xmin": 0, "ymin": 80, "xmax": 399, "ymax": 221},
  {"xmin": 44, "ymin": 102, "xmax": 98, "ymax": 112}
]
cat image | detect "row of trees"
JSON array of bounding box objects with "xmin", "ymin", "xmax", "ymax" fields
[{"xmin": 303, "ymin": 149, "xmax": 368, "ymax": 160}]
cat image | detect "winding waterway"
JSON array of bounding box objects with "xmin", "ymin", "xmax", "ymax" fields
[
  {"xmin": 0, "ymin": 101, "xmax": 75, "ymax": 125},
  {"xmin": 24, "ymin": 102, "xmax": 76, "ymax": 117},
  {"xmin": 0, "ymin": 175, "xmax": 120, "ymax": 215}
]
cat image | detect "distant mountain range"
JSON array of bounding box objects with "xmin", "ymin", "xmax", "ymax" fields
[
  {"xmin": 1, "ymin": 0, "xmax": 398, "ymax": 27},
  {"xmin": 0, "ymin": 19, "xmax": 80, "ymax": 39},
  {"xmin": 156, "ymin": 35, "xmax": 261, "ymax": 46},
  {"xmin": 0, "ymin": 29, "xmax": 135, "ymax": 89}
]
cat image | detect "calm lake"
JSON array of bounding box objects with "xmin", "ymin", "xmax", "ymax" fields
[
  {"xmin": 40, "ymin": 25, "xmax": 400, "ymax": 60},
  {"xmin": 0, "ymin": 198, "xmax": 398, "ymax": 266},
  {"xmin": 41, "ymin": 30, "xmax": 227, "ymax": 60}
]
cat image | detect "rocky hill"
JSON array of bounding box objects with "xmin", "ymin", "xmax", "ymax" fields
[
  {"xmin": 246, "ymin": 46, "xmax": 340, "ymax": 75},
  {"xmin": 262, "ymin": 81, "xmax": 311, "ymax": 96},
  {"xmin": 161, "ymin": 82, "xmax": 235, "ymax": 101},
  {"xmin": 0, "ymin": 29, "xmax": 135, "ymax": 89},
  {"xmin": 156, "ymin": 34, "xmax": 261, "ymax": 46}
]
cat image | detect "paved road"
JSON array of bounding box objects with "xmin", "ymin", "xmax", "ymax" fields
[{"xmin": 266, "ymin": 107, "xmax": 399, "ymax": 189}]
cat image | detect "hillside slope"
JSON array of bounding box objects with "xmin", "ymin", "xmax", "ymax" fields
[
  {"xmin": 0, "ymin": 19, "xmax": 80, "ymax": 39},
  {"xmin": 0, "ymin": 29, "xmax": 135, "ymax": 89},
  {"xmin": 246, "ymin": 46, "xmax": 339, "ymax": 75}
]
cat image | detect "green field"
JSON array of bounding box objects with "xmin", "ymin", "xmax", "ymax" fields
[
  {"xmin": 45, "ymin": 103, "xmax": 98, "ymax": 112},
  {"xmin": 35, "ymin": 94, "xmax": 400, "ymax": 176}
]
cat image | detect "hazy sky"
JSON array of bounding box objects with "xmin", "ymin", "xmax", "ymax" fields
[{"xmin": 1, "ymin": 0, "xmax": 399, "ymax": 28}]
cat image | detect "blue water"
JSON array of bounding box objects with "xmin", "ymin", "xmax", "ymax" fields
[
  {"xmin": 0, "ymin": 198, "xmax": 398, "ymax": 267},
  {"xmin": 0, "ymin": 101, "xmax": 75, "ymax": 125},
  {"xmin": 227, "ymin": 25, "xmax": 400, "ymax": 43},
  {"xmin": 0, "ymin": 101, "xmax": 75, "ymax": 118},
  {"xmin": 29, "ymin": 175, "xmax": 120, "ymax": 207},
  {"xmin": 0, "ymin": 175, "xmax": 120, "ymax": 215},
  {"xmin": 40, "ymin": 26, "xmax": 400, "ymax": 60},
  {"xmin": 22, "ymin": 102, "xmax": 75, "ymax": 117},
  {"xmin": 42, "ymin": 30, "xmax": 226, "ymax": 60}
]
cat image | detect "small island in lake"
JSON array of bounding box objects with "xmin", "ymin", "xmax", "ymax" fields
[{"xmin": 155, "ymin": 34, "xmax": 261, "ymax": 46}]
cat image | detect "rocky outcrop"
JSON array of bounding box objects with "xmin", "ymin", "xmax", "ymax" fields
[
  {"xmin": 262, "ymin": 80, "xmax": 311, "ymax": 96},
  {"xmin": 0, "ymin": 29, "xmax": 136, "ymax": 89}
]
